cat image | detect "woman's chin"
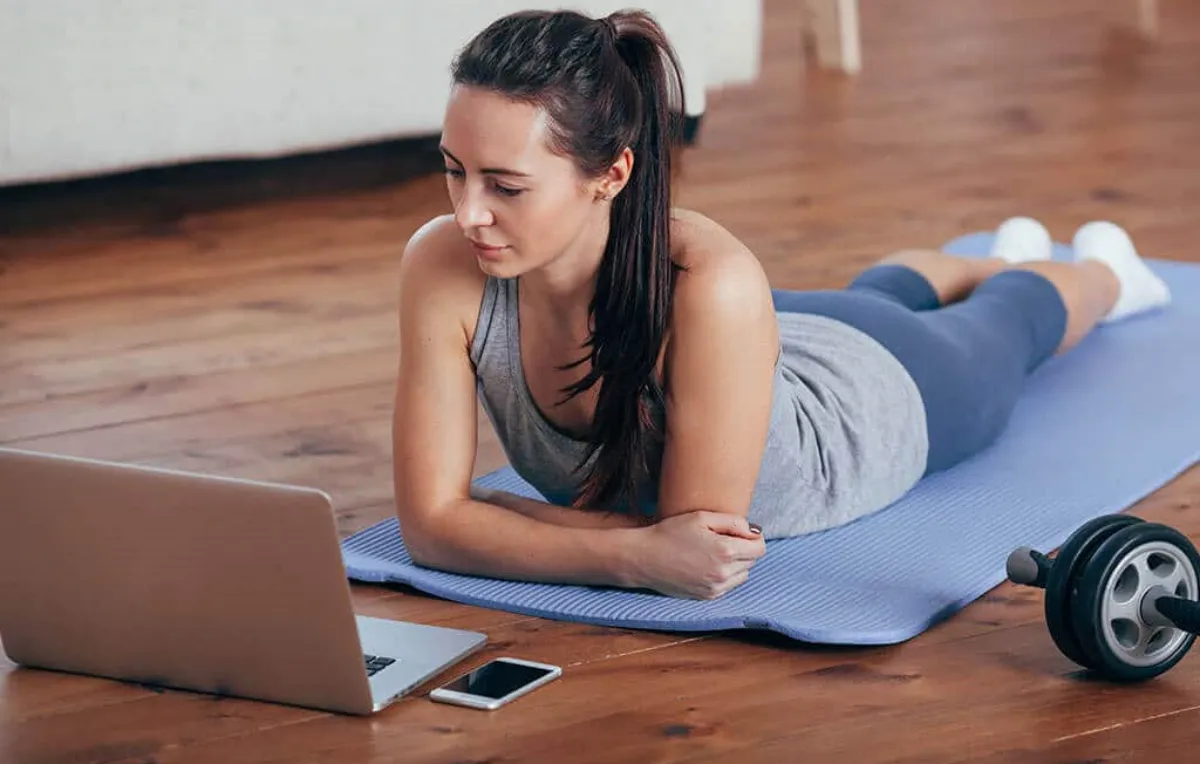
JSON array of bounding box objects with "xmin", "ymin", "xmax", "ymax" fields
[{"xmin": 474, "ymin": 251, "xmax": 522, "ymax": 278}]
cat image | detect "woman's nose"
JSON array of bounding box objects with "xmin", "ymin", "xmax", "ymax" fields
[{"xmin": 454, "ymin": 184, "xmax": 494, "ymax": 230}]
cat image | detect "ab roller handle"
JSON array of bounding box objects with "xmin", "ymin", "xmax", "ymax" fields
[
  {"xmin": 1006, "ymin": 547, "xmax": 1052, "ymax": 588},
  {"xmin": 1005, "ymin": 516, "xmax": 1200, "ymax": 682},
  {"xmin": 1152, "ymin": 595, "xmax": 1200, "ymax": 635},
  {"xmin": 1008, "ymin": 547, "xmax": 1200, "ymax": 635}
]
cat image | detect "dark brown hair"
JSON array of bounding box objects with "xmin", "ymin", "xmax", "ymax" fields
[{"xmin": 451, "ymin": 9, "xmax": 686, "ymax": 510}]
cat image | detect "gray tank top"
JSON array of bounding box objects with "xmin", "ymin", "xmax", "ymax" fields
[{"xmin": 469, "ymin": 276, "xmax": 929, "ymax": 538}]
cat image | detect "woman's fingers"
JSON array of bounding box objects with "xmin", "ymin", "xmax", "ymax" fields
[
  {"xmin": 723, "ymin": 534, "xmax": 767, "ymax": 562},
  {"xmin": 716, "ymin": 568, "xmax": 750, "ymax": 597}
]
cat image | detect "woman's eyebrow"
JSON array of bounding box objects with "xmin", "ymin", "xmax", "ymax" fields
[{"xmin": 439, "ymin": 146, "xmax": 533, "ymax": 177}]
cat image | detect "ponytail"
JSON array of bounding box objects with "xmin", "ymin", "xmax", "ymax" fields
[
  {"xmin": 565, "ymin": 12, "xmax": 687, "ymax": 510},
  {"xmin": 452, "ymin": 9, "xmax": 688, "ymax": 512}
]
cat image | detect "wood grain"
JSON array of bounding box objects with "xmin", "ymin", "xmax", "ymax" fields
[{"xmin": 3, "ymin": 0, "xmax": 1200, "ymax": 761}]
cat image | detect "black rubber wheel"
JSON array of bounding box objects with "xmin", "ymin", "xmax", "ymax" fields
[
  {"xmin": 1042, "ymin": 514, "xmax": 1145, "ymax": 670},
  {"xmin": 1071, "ymin": 523, "xmax": 1200, "ymax": 682}
]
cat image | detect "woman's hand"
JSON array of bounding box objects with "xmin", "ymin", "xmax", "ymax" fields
[{"xmin": 627, "ymin": 511, "xmax": 767, "ymax": 599}]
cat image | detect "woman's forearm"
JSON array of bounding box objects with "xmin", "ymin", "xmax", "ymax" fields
[
  {"xmin": 470, "ymin": 485, "xmax": 650, "ymax": 530},
  {"xmin": 402, "ymin": 497, "xmax": 645, "ymax": 588}
]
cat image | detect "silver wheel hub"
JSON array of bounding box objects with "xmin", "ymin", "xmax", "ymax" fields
[{"xmin": 1100, "ymin": 541, "xmax": 1198, "ymax": 667}]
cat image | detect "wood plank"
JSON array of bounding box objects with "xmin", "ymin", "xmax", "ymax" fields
[
  {"xmin": 0, "ymin": 255, "xmax": 402, "ymax": 369},
  {"xmin": 1, "ymin": 666, "xmax": 165, "ymax": 726},
  {"xmin": 99, "ymin": 616, "xmax": 1199, "ymax": 764},
  {"xmin": 7, "ymin": 383, "xmax": 399, "ymax": 461},
  {"xmin": 0, "ymin": 690, "xmax": 322, "ymax": 764},
  {"xmin": 976, "ymin": 704, "xmax": 1200, "ymax": 762},
  {"xmin": 0, "ymin": 312, "xmax": 397, "ymax": 408},
  {"xmin": 0, "ymin": 351, "xmax": 395, "ymax": 442},
  {"xmin": 0, "ymin": 183, "xmax": 444, "ymax": 306}
]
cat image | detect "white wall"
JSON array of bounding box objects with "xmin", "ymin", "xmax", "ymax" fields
[{"xmin": 0, "ymin": 0, "xmax": 762, "ymax": 186}]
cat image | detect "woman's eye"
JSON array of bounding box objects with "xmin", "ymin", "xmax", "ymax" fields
[
  {"xmin": 444, "ymin": 167, "xmax": 464, "ymax": 179},
  {"xmin": 494, "ymin": 184, "xmax": 524, "ymax": 197}
]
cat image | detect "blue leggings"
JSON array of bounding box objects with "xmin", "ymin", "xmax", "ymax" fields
[{"xmin": 773, "ymin": 264, "xmax": 1069, "ymax": 476}]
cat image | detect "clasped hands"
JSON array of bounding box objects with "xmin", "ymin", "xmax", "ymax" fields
[{"xmin": 626, "ymin": 510, "xmax": 767, "ymax": 600}]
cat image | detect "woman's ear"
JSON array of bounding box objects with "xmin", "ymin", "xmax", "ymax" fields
[{"xmin": 596, "ymin": 147, "xmax": 634, "ymax": 201}]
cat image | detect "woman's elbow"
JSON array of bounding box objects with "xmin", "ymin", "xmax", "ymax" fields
[
  {"xmin": 401, "ymin": 533, "xmax": 438, "ymax": 569},
  {"xmin": 394, "ymin": 506, "xmax": 445, "ymax": 569}
]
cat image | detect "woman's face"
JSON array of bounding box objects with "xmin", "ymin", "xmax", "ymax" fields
[{"xmin": 439, "ymin": 84, "xmax": 617, "ymax": 279}]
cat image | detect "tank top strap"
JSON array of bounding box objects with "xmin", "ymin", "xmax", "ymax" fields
[{"xmin": 469, "ymin": 275, "xmax": 506, "ymax": 368}]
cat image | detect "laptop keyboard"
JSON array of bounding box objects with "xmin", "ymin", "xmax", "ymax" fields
[{"xmin": 364, "ymin": 654, "xmax": 397, "ymax": 677}]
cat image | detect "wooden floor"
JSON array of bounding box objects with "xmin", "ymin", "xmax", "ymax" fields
[{"xmin": 3, "ymin": 0, "xmax": 1200, "ymax": 761}]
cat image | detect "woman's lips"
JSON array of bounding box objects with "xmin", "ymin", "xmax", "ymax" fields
[{"xmin": 470, "ymin": 240, "xmax": 509, "ymax": 258}]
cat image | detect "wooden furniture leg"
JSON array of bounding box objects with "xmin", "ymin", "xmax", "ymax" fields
[
  {"xmin": 801, "ymin": 0, "xmax": 862, "ymax": 74},
  {"xmin": 1108, "ymin": 0, "xmax": 1159, "ymax": 37}
]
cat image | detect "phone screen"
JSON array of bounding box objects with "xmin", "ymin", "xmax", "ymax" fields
[{"xmin": 443, "ymin": 660, "xmax": 554, "ymax": 699}]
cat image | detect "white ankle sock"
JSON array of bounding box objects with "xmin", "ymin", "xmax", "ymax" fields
[
  {"xmin": 1072, "ymin": 221, "xmax": 1170, "ymax": 323},
  {"xmin": 990, "ymin": 217, "xmax": 1053, "ymax": 263}
]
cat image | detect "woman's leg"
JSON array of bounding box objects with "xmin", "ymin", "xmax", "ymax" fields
[
  {"xmin": 774, "ymin": 259, "xmax": 1116, "ymax": 475},
  {"xmin": 772, "ymin": 218, "xmax": 1153, "ymax": 476},
  {"xmin": 865, "ymin": 246, "xmax": 1121, "ymax": 354},
  {"xmin": 909, "ymin": 257, "xmax": 1117, "ymax": 473},
  {"xmin": 904, "ymin": 268, "xmax": 1073, "ymax": 474},
  {"xmin": 772, "ymin": 250, "xmax": 1003, "ymax": 315},
  {"xmin": 867, "ymin": 249, "xmax": 1006, "ymax": 306},
  {"xmin": 769, "ymin": 264, "xmax": 1064, "ymax": 474},
  {"xmin": 1001, "ymin": 260, "xmax": 1118, "ymax": 353},
  {"xmin": 842, "ymin": 216, "xmax": 1058, "ymax": 309}
]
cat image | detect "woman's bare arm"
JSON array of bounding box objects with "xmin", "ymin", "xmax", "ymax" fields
[
  {"xmin": 391, "ymin": 217, "xmax": 644, "ymax": 585},
  {"xmin": 469, "ymin": 485, "xmax": 650, "ymax": 529},
  {"xmin": 656, "ymin": 211, "xmax": 780, "ymax": 521}
]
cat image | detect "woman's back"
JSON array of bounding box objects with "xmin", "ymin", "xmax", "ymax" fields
[{"xmin": 459, "ymin": 210, "xmax": 930, "ymax": 537}]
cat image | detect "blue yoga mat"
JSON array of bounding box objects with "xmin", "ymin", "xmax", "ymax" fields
[{"xmin": 341, "ymin": 232, "xmax": 1200, "ymax": 645}]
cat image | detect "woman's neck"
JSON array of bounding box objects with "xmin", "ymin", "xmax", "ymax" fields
[{"xmin": 519, "ymin": 212, "xmax": 610, "ymax": 324}]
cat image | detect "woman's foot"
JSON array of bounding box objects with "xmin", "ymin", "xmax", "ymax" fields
[
  {"xmin": 990, "ymin": 216, "xmax": 1053, "ymax": 263},
  {"xmin": 1072, "ymin": 221, "xmax": 1170, "ymax": 323}
]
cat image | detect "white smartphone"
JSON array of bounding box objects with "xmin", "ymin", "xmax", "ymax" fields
[{"xmin": 428, "ymin": 657, "xmax": 562, "ymax": 710}]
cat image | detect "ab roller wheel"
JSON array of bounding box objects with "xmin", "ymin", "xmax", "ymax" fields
[{"xmin": 1007, "ymin": 514, "xmax": 1200, "ymax": 682}]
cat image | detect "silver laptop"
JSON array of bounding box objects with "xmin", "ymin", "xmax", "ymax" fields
[{"xmin": 0, "ymin": 446, "xmax": 486, "ymax": 715}]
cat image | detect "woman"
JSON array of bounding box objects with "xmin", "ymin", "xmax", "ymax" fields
[{"xmin": 391, "ymin": 9, "xmax": 1171, "ymax": 599}]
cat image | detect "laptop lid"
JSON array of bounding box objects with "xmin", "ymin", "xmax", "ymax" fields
[{"xmin": 0, "ymin": 447, "xmax": 376, "ymax": 714}]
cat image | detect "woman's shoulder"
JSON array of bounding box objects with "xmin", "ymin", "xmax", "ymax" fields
[
  {"xmin": 662, "ymin": 208, "xmax": 779, "ymax": 392},
  {"xmin": 398, "ymin": 214, "xmax": 489, "ymax": 342},
  {"xmin": 668, "ymin": 208, "xmax": 774, "ymax": 315},
  {"xmin": 402, "ymin": 214, "xmax": 482, "ymax": 273}
]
